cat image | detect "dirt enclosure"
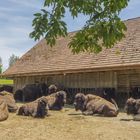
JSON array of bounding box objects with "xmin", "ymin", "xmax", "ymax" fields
[{"xmin": 0, "ymin": 104, "xmax": 139, "ymax": 140}]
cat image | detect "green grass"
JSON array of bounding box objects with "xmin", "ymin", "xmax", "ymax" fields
[{"xmin": 0, "ymin": 79, "xmax": 13, "ymax": 85}]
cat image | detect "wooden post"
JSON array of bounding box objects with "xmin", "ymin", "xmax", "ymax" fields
[
  {"xmin": 22, "ymin": 93, "xmax": 25, "ymax": 102},
  {"xmin": 126, "ymin": 71, "xmax": 130, "ymax": 98}
]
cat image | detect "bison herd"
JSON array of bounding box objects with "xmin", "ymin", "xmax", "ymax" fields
[{"xmin": 0, "ymin": 84, "xmax": 140, "ymax": 122}]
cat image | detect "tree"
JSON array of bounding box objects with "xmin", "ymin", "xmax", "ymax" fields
[
  {"xmin": 9, "ymin": 54, "xmax": 19, "ymax": 67},
  {"xmin": 30, "ymin": 0, "xmax": 129, "ymax": 53},
  {"xmin": 0, "ymin": 57, "xmax": 2, "ymax": 73}
]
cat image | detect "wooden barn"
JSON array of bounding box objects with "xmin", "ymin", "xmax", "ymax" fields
[{"xmin": 2, "ymin": 17, "xmax": 140, "ymax": 106}]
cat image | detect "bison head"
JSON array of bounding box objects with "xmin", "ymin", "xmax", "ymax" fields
[
  {"xmin": 36, "ymin": 96, "xmax": 49, "ymax": 118},
  {"xmin": 14, "ymin": 89, "xmax": 23, "ymax": 102},
  {"xmin": 48, "ymin": 84, "xmax": 58, "ymax": 94},
  {"xmin": 55, "ymin": 91, "xmax": 66, "ymax": 107},
  {"xmin": 74, "ymin": 93, "xmax": 86, "ymax": 111},
  {"xmin": 125, "ymin": 98, "xmax": 137, "ymax": 115}
]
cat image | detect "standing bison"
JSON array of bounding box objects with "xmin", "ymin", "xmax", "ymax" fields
[
  {"xmin": 17, "ymin": 96, "xmax": 49, "ymax": 118},
  {"xmin": 14, "ymin": 83, "xmax": 48, "ymax": 102},
  {"xmin": 0, "ymin": 85, "xmax": 13, "ymax": 93},
  {"xmin": 74, "ymin": 93, "xmax": 119, "ymax": 117},
  {"xmin": 14, "ymin": 89, "xmax": 23, "ymax": 102}
]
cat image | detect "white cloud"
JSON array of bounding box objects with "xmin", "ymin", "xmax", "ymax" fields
[
  {"xmin": 8, "ymin": 0, "xmax": 43, "ymax": 9},
  {"xmin": 0, "ymin": 12, "xmax": 32, "ymax": 23},
  {"xmin": 0, "ymin": 7, "xmax": 18, "ymax": 12},
  {"xmin": 0, "ymin": 46, "xmax": 22, "ymax": 70},
  {"xmin": 0, "ymin": 1, "xmax": 37, "ymax": 70},
  {"xmin": 0, "ymin": 37, "xmax": 35, "ymax": 70},
  {"xmin": 0, "ymin": 21, "xmax": 36, "ymax": 69}
]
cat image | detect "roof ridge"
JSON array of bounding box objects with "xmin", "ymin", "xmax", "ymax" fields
[{"xmin": 123, "ymin": 16, "xmax": 140, "ymax": 22}]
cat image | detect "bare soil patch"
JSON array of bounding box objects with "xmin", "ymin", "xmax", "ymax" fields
[{"xmin": 0, "ymin": 104, "xmax": 139, "ymax": 140}]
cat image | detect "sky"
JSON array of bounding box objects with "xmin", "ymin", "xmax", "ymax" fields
[{"xmin": 0, "ymin": 0, "xmax": 140, "ymax": 71}]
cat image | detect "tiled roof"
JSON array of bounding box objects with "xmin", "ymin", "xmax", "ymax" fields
[{"xmin": 3, "ymin": 17, "xmax": 140, "ymax": 77}]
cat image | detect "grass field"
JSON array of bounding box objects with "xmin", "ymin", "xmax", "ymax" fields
[
  {"xmin": 0, "ymin": 104, "xmax": 140, "ymax": 140},
  {"xmin": 0, "ymin": 79, "xmax": 13, "ymax": 85}
]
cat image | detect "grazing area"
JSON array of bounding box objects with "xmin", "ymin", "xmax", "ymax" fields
[
  {"xmin": 0, "ymin": 79, "xmax": 13, "ymax": 85},
  {"xmin": 0, "ymin": 104, "xmax": 139, "ymax": 140}
]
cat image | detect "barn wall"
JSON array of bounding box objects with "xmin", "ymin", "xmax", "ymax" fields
[
  {"xmin": 13, "ymin": 69, "xmax": 140, "ymax": 108},
  {"xmin": 117, "ymin": 69, "xmax": 140, "ymax": 92},
  {"xmin": 45, "ymin": 71, "xmax": 117, "ymax": 89},
  {"xmin": 116, "ymin": 69, "xmax": 140, "ymax": 107},
  {"xmin": 14, "ymin": 76, "xmax": 37, "ymax": 92},
  {"xmin": 14, "ymin": 69, "xmax": 140, "ymax": 92},
  {"xmin": 14, "ymin": 71, "xmax": 117, "ymax": 92}
]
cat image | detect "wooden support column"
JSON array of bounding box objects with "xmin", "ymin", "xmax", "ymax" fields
[{"xmin": 126, "ymin": 71, "xmax": 130, "ymax": 98}]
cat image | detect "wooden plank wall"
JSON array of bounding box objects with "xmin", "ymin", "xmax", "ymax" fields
[
  {"xmin": 14, "ymin": 71, "xmax": 117, "ymax": 90},
  {"xmin": 13, "ymin": 69, "xmax": 140, "ymax": 93},
  {"xmin": 117, "ymin": 69, "xmax": 140, "ymax": 93},
  {"xmin": 14, "ymin": 71, "xmax": 117, "ymax": 92},
  {"xmin": 53, "ymin": 71, "xmax": 117, "ymax": 88}
]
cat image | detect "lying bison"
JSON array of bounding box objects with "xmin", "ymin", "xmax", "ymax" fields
[
  {"xmin": 74, "ymin": 93, "xmax": 119, "ymax": 117},
  {"xmin": 17, "ymin": 96, "xmax": 48, "ymax": 118},
  {"xmin": 0, "ymin": 91, "xmax": 18, "ymax": 112},
  {"xmin": 125, "ymin": 98, "xmax": 140, "ymax": 120},
  {"xmin": 46, "ymin": 90, "xmax": 66, "ymax": 110},
  {"xmin": 0, "ymin": 99, "xmax": 9, "ymax": 121}
]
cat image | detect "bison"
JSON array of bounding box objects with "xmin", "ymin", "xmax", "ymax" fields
[
  {"xmin": 125, "ymin": 98, "xmax": 140, "ymax": 115},
  {"xmin": 0, "ymin": 99, "xmax": 9, "ymax": 121},
  {"xmin": 17, "ymin": 96, "xmax": 49, "ymax": 118},
  {"xmin": 0, "ymin": 91, "xmax": 18, "ymax": 112},
  {"xmin": 74, "ymin": 93, "xmax": 119, "ymax": 117},
  {"xmin": 125, "ymin": 98, "xmax": 140, "ymax": 121},
  {"xmin": 14, "ymin": 83, "xmax": 48, "ymax": 102},
  {"xmin": 14, "ymin": 89, "xmax": 23, "ymax": 102},
  {"xmin": 46, "ymin": 90, "xmax": 66, "ymax": 110},
  {"xmin": 0, "ymin": 85, "xmax": 13, "ymax": 93},
  {"xmin": 48, "ymin": 84, "xmax": 58, "ymax": 94}
]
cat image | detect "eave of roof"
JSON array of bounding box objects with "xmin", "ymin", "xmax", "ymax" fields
[{"xmin": 2, "ymin": 63, "xmax": 140, "ymax": 78}]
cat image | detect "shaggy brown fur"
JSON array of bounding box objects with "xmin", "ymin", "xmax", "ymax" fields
[
  {"xmin": 17, "ymin": 96, "xmax": 49, "ymax": 118},
  {"xmin": 0, "ymin": 99, "xmax": 9, "ymax": 121},
  {"xmin": 74, "ymin": 93, "xmax": 119, "ymax": 117},
  {"xmin": 48, "ymin": 85, "xmax": 58, "ymax": 94},
  {"xmin": 45, "ymin": 91, "xmax": 66, "ymax": 110},
  {"xmin": 125, "ymin": 98, "xmax": 140, "ymax": 115},
  {"xmin": 0, "ymin": 91, "xmax": 18, "ymax": 112}
]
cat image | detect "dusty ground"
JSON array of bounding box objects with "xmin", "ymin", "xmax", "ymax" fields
[{"xmin": 0, "ymin": 104, "xmax": 140, "ymax": 140}]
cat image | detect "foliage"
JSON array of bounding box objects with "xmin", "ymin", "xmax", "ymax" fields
[
  {"xmin": 0, "ymin": 57, "xmax": 2, "ymax": 65},
  {"xmin": 30, "ymin": 0, "xmax": 129, "ymax": 53},
  {"xmin": 0, "ymin": 66, "xmax": 2, "ymax": 74},
  {"xmin": 9, "ymin": 54, "xmax": 19, "ymax": 67},
  {"xmin": 0, "ymin": 57, "xmax": 2, "ymax": 73}
]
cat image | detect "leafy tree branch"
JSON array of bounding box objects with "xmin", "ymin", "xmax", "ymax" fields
[{"xmin": 30, "ymin": 0, "xmax": 129, "ymax": 53}]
